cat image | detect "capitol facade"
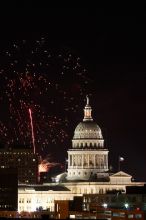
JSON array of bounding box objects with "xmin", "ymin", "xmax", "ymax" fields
[
  {"xmin": 67, "ymin": 95, "xmax": 108, "ymax": 181},
  {"xmin": 18, "ymin": 96, "xmax": 145, "ymax": 212}
]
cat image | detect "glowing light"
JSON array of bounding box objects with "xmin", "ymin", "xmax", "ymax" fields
[
  {"xmin": 124, "ymin": 203, "xmax": 129, "ymax": 209},
  {"xmin": 103, "ymin": 203, "xmax": 108, "ymax": 208}
]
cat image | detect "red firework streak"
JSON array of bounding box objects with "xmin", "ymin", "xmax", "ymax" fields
[{"xmin": 29, "ymin": 108, "xmax": 36, "ymax": 154}]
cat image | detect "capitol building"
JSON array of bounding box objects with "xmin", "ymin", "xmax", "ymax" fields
[
  {"xmin": 18, "ymin": 96, "xmax": 145, "ymax": 212},
  {"xmin": 67, "ymin": 95, "xmax": 108, "ymax": 181}
]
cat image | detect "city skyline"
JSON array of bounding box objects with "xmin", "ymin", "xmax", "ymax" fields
[{"xmin": 0, "ymin": 8, "xmax": 145, "ymax": 181}]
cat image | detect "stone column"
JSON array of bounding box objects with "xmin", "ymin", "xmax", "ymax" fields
[
  {"xmin": 73, "ymin": 155, "xmax": 75, "ymax": 167},
  {"xmin": 79, "ymin": 155, "xmax": 81, "ymax": 166},
  {"xmin": 76, "ymin": 155, "xmax": 78, "ymax": 167},
  {"xmin": 88, "ymin": 154, "xmax": 89, "ymax": 168},
  {"xmin": 77, "ymin": 155, "xmax": 79, "ymax": 167},
  {"xmin": 68, "ymin": 155, "xmax": 70, "ymax": 167},
  {"xmin": 106, "ymin": 154, "xmax": 108, "ymax": 169},
  {"xmin": 75, "ymin": 155, "xmax": 77, "ymax": 167},
  {"xmin": 94, "ymin": 154, "xmax": 96, "ymax": 168},
  {"xmin": 82, "ymin": 154, "xmax": 83, "ymax": 168},
  {"xmin": 104, "ymin": 155, "xmax": 106, "ymax": 168}
]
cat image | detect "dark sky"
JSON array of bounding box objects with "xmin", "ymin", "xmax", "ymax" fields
[{"xmin": 0, "ymin": 8, "xmax": 146, "ymax": 181}]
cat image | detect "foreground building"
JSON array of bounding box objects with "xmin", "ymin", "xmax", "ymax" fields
[
  {"xmin": 0, "ymin": 148, "xmax": 39, "ymax": 184},
  {"xmin": 55, "ymin": 198, "xmax": 146, "ymax": 219},
  {"xmin": 0, "ymin": 168, "xmax": 18, "ymax": 211},
  {"xmin": 17, "ymin": 96, "xmax": 145, "ymax": 212}
]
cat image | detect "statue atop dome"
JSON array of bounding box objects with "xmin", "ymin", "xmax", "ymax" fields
[
  {"xmin": 83, "ymin": 95, "xmax": 93, "ymax": 121},
  {"xmin": 86, "ymin": 95, "xmax": 89, "ymax": 105}
]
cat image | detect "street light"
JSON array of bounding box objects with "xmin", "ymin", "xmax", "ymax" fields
[
  {"xmin": 124, "ymin": 203, "xmax": 129, "ymax": 209},
  {"xmin": 103, "ymin": 203, "xmax": 108, "ymax": 209}
]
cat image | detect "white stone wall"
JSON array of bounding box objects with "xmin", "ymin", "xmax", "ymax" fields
[
  {"xmin": 18, "ymin": 188, "xmax": 78, "ymax": 212},
  {"xmin": 18, "ymin": 181, "xmax": 145, "ymax": 212},
  {"xmin": 110, "ymin": 176, "xmax": 132, "ymax": 184},
  {"xmin": 64, "ymin": 182, "xmax": 126, "ymax": 194}
]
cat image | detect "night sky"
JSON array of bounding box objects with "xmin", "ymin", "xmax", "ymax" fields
[{"xmin": 0, "ymin": 8, "xmax": 146, "ymax": 181}]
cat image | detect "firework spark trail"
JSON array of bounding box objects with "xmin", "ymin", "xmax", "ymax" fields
[
  {"xmin": 0, "ymin": 38, "xmax": 93, "ymax": 157},
  {"xmin": 29, "ymin": 108, "xmax": 36, "ymax": 154}
]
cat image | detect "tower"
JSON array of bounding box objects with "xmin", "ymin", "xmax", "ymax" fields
[{"xmin": 67, "ymin": 96, "xmax": 109, "ymax": 181}]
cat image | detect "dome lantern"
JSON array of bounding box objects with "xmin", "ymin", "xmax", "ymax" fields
[{"xmin": 83, "ymin": 95, "xmax": 93, "ymax": 122}]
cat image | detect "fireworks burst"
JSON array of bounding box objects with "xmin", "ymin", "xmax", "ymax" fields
[
  {"xmin": 0, "ymin": 37, "xmax": 93, "ymax": 157},
  {"xmin": 39, "ymin": 156, "xmax": 61, "ymax": 173}
]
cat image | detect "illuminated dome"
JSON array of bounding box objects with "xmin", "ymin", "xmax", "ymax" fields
[
  {"xmin": 72, "ymin": 96, "xmax": 104, "ymax": 149},
  {"xmin": 73, "ymin": 121, "xmax": 102, "ymax": 139}
]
